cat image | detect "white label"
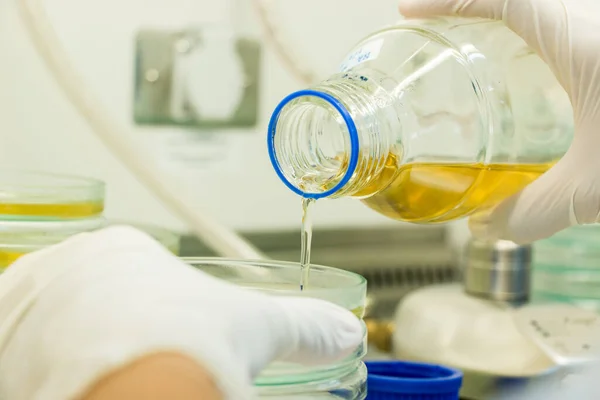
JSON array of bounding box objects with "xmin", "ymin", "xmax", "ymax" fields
[
  {"xmin": 339, "ymin": 39, "xmax": 383, "ymax": 72},
  {"xmin": 513, "ymin": 304, "xmax": 600, "ymax": 366}
]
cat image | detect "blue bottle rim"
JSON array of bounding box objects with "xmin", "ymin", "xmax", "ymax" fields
[
  {"xmin": 267, "ymin": 89, "xmax": 359, "ymax": 199},
  {"xmin": 365, "ymin": 360, "xmax": 463, "ymax": 396}
]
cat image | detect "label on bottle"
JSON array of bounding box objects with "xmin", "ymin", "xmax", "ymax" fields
[{"xmin": 339, "ymin": 38, "xmax": 383, "ymax": 72}]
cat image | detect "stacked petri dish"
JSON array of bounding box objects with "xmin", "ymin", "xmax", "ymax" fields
[
  {"xmin": 0, "ymin": 171, "xmax": 179, "ymax": 269},
  {"xmin": 187, "ymin": 258, "xmax": 368, "ymax": 399},
  {"xmin": 0, "ymin": 171, "xmax": 106, "ymax": 269},
  {"xmin": 532, "ymin": 224, "xmax": 600, "ymax": 312},
  {"xmin": 0, "ymin": 170, "xmax": 105, "ymax": 221},
  {"xmin": 0, "ymin": 218, "xmax": 108, "ymax": 268}
]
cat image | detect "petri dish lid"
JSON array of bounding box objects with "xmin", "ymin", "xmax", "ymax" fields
[
  {"xmin": 0, "ymin": 217, "xmax": 107, "ymax": 233},
  {"xmin": 0, "ymin": 170, "xmax": 105, "ymax": 220},
  {"xmin": 0, "ymin": 219, "xmax": 179, "ymax": 266},
  {"xmin": 534, "ymin": 231, "xmax": 600, "ymax": 270},
  {"xmin": 184, "ymin": 257, "xmax": 367, "ymax": 312},
  {"xmin": 0, "ymin": 217, "xmax": 107, "ymax": 251},
  {"xmin": 0, "ymin": 217, "xmax": 107, "ymax": 269},
  {"xmin": 365, "ymin": 360, "xmax": 463, "ymax": 400}
]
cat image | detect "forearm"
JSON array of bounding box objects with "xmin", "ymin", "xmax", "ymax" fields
[{"xmin": 80, "ymin": 352, "xmax": 224, "ymax": 400}]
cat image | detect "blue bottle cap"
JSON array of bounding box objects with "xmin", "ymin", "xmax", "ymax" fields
[{"xmin": 366, "ymin": 360, "xmax": 463, "ymax": 399}]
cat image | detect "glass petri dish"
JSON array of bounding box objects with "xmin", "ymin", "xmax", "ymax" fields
[
  {"xmin": 256, "ymin": 362, "xmax": 367, "ymax": 399},
  {"xmin": 0, "ymin": 171, "xmax": 105, "ymax": 220},
  {"xmin": 533, "ymin": 224, "xmax": 600, "ymax": 310},
  {"xmin": 0, "ymin": 219, "xmax": 180, "ymax": 269},
  {"xmin": 185, "ymin": 258, "xmax": 367, "ymax": 395},
  {"xmin": 0, "ymin": 217, "xmax": 107, "ymax": 268},
  {"xmin": 185, "ymin": 258, "xmax": 367, "ymax": 316},
  {"xmin": 533, "ymin": 224, "xmax": 600, "ymax": 270},
  {"xmin": 532, "ymin": 291, "xmax": 600, "ymax": 313},
  {"xmin": 533, "ymin": 269, "xmax": 600, "ymax": 312}
]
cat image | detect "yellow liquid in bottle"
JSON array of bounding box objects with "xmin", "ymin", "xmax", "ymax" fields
[
  {"xmin": 0, "ymin": 202, "xmax": 104, "ymax": 219},
  {"xmin": 360, "ymin": 159, "xmax": 552, "ymax": 223}
]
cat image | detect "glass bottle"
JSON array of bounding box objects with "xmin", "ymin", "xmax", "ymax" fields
[{"xmin": 267, "ymin": 17, "xmax": 574, "ymax": 223}]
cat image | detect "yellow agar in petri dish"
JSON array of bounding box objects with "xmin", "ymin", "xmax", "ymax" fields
[
  {"xmin": 0, "ymin": 171, "xmax": 105, "ymax": 220},
  {"xmin": 0, "ymin": 202, "xmax": 104, "ymax": 219},
  {"xmin": 0, "ymin": 250, "xmax": 24, "ymax": 269}
]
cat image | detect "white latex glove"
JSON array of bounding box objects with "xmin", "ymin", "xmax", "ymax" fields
[
  {"xmin": 399, "ymin": 0, "xmax": 600, "ymax": 244},
  {"xmin": 0, "ymin": 226, "xmax": 362, "ymax": 400}
]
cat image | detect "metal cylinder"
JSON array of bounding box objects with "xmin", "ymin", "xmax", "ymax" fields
[{"xmin": 463, "ymin": 238, "xmax": 532, "ymax": 303}]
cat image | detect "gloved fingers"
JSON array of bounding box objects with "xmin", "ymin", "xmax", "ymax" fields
[
  {"xmin": 468, "ymin": 152, "xmax": 600, "ymax": 244},
  {"xmin": 397, "ymin": 0, "xmax": 571, "ymax": 73},
  {"xmin": 237, "ymin": 296, "xmax": 363, "ymax": 378},
  {"xmin": 271, "ymin": 297, "xmax": 363, "ymax": 364},
  {"xmin": 397, "ymin": 0, "xmax": 562, "ymax": 43},
  {"xmin": 398, "ymin": 0, "xmax": 505, "ymax": 19}
]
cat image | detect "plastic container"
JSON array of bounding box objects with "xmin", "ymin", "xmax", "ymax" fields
[
  {"xmin": 186, "ymin": 258, "xmax": 368, "ymax": 399},
  {"xmin": 532, "ymin": 224, "xmax": 600, "ymax": 311},
  {"xmin": 268, "ymin": 17, "xmax": 573, "ymax": 224},
  {"xmin": 0, "ymin": 171, "xmax": 105, "ymax": 220},
  {"xmin": 365, "ymin": 361, "xmax": 462, "ymax": 400}
]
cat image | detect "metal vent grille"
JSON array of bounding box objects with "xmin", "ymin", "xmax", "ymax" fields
[
  {"xmin": 359, "ymin": 264, "xmax": 457, "ymax": 289},
  {"xmin": 355, "ymin": 262, "xmax": 458, "ymax": 318}
]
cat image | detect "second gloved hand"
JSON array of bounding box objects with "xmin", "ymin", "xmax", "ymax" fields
[
  {"xmin": 399, "ymin": 0, "xmax": 600, "ymax": 244},
  {"xmin": 0, "ymin": 226, "xmax": 363, "ymax": 400}
]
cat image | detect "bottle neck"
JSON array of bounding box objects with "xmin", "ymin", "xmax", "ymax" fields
[{"xmin": 268, "ymin": 75, "xmax": 400, "ymax": 199}]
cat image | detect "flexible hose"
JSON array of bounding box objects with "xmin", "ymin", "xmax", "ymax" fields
[
  {"xmin": 251, "ymin": 0, "xmax": 318, "ymax": 85},
  {"xmin": 16, "ymin": 0, "xmax": 265, "ymax": 259}
]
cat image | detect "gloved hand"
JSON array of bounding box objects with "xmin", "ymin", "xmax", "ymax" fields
[
  {"xmin": 399, "ymin": 0, "xmax": 600, "ymax": 244},
  {"xmin": 0, "ymin": 226, "xmax": 362, "ymax": 400}
]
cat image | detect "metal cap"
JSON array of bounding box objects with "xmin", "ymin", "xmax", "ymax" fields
[{"xmin": 463, "ymin": 238, "xmax": 532, "ymax": 303}]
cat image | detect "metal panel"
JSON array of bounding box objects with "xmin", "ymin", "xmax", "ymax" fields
[{"xmin": 134, "ymin": 28, "xmax": 260, "ymax": 127}]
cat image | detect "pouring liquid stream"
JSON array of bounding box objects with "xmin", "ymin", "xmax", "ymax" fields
[{"xmin": 300, "ymin": 197, "xmax": 315, "ymax": 291}]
